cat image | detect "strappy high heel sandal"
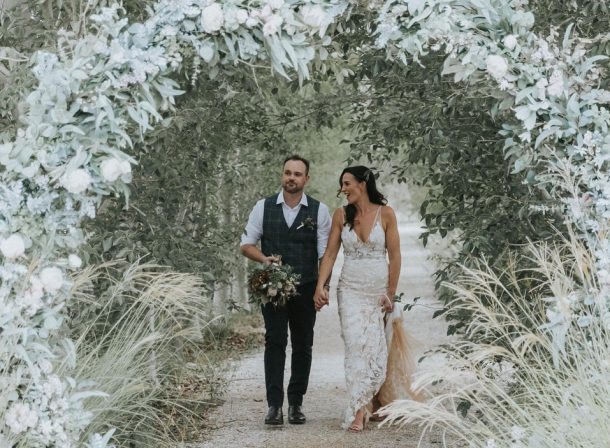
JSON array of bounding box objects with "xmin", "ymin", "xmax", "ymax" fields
[{"xmin": 348, "ymin": 409, "xmax": 368, "ymax": 433}]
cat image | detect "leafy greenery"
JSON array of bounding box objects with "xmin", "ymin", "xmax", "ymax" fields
[
  {"xmin": 334, "ymin": 1, "xmax": 610, "ymax": 339},
  {"xmin": 3, "ymin": 0, "xmax": 610, "ymax": 445}
]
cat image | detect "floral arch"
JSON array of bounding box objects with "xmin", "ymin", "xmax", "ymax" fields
[{"xmin": 1, "ymin": 0, "xmax": 609, "ymax": 445}]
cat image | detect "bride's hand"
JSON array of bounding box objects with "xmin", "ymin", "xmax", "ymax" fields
[
  {"xmin": 314, "ymin": 286, "xmax": 329, "ymax": 311},
  {"xmin": 379, "ymin": 294, "xmax": 394, "ymax": 313}
]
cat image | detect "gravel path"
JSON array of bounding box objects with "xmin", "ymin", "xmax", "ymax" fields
[{"xmin": 190, "ymin": 223, "xmax": 452, "ymax": 448}]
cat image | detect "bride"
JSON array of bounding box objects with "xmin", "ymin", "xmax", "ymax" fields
[{"xmin": 314, "ymin": 166, "xmax": 418, "ymax": 432}]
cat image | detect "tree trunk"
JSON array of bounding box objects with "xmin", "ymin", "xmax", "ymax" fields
[{"xmin": 235, "ymin": 256, "xmax": 250, "ymax": 311}]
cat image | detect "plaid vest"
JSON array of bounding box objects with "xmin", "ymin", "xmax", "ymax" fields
[{"xmin": 261, "ymin": 193, "xmax": 320, "ymax": 284}]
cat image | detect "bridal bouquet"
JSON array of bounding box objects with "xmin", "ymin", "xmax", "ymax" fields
[{"xmin": 248, "ymin": 259, "xmax": 300, "ymax": 307}]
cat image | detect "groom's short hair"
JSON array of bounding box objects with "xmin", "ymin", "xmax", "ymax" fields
[{"xmin": 283, "ymin": 155, "xmax": 310, "ymax": 175}]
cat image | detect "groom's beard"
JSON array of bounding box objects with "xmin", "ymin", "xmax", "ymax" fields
[{"xmin": 282, "ymin": 182, "xmax": 303, "ymax": 194}]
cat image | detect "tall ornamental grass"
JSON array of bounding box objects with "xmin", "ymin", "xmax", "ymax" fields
[
  {"xmin": 61, "ymin": 261, "xmax": 214, "ymax": 447},
  {"xmin": 379, "ymin": 230, "xmax": 610, "ymax": 447}
]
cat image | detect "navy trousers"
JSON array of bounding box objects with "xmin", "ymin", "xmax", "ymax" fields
[{"xmin": 261, "ymin": 281, "xmax": 317, "ymax": 407}]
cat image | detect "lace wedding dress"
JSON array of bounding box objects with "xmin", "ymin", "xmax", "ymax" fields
[{"xmin": 337, "ymin": 207, "xmax": 419, "ymax": 428}]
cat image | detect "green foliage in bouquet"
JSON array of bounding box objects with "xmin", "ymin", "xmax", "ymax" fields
[{"xmin": 248, "ymin": 262, "xmax": 300, "ymax": 308}]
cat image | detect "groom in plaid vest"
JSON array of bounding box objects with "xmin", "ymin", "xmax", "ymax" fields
[{"xmin": 240, "ymin": 155, "xmax": 331, "ymax": 425}]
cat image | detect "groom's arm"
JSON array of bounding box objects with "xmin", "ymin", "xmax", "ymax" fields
[
  {"xmin": 317, "ymin": 203, "xmax": 333, "ymax": 288},
  {"xmin": 240, "ymin": 199, "xmax": 277, "ymax": 265},
  {"xmin": 241, "ymin": 244, "xmax": 278, "ymax": 265}
]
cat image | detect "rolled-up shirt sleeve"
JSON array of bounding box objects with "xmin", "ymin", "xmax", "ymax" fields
[
  {"xmin": 240, "ymin": 199, "xmax": 265, "ymax": 246},
  {"xmin": 317, "ymin": 203, "xmax": 332, "ymax": 258}
]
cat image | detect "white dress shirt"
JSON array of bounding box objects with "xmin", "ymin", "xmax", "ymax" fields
[{"xmin": 240, "ymin": 191, "xmax": 332, "ymax": 258}]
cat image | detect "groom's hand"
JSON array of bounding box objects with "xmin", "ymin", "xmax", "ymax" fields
[
  {"xmin": 314, "ymin": 287, "xmax": 329, "ymax": 311},
  {"xmin": 262, "ymin": 255, "xmax": 281, "ymax": 265}
]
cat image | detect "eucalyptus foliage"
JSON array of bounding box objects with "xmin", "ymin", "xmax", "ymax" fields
[
  {"xmin": 2, "ymin": 0, "xmax": 610, "ymax": 445},
  {"xmin": 373, "ymin": 0, "xmax": 610, "ymax": 310}
]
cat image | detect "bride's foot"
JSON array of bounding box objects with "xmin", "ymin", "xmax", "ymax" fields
[{"xmin": 348, "ymin": 409, "xmax": 367, "ymax": 433}]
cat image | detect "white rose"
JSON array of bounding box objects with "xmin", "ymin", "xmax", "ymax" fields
[
  {"xmin": 547, "ymin": 71, "xmax": 564, "ymax": 97},
  {"xmin": 301, "ymin": 5, "xmax": 326, "ymax": 28},
  {"xmin": 245, "ymin": 15, "xmax": 259, "ymax": 27},
  {"xmin": 236, "ymin": 9, "xmax": 248, "ymax": 24},
  {"xmin": 119, "ymin": 160, "xmax": 132, "ymax": 181},
  {"xmin": 263, "ymin": 14, "xmax": 283, "ymax": 36},
  {"xmin": 260, "ymin": 5, "xmax": 273, "ymax": 20},
  {"xmin": 224, "ymin": 8, "xmax": 241, "ymax": 31},
  {"xmin": 6, "ymin": 402, "xmax": 38, "ymax": 434},
  {"xmin": 40, "ymin": 266, "xmax": 64, "ymax": 293},
  {"xmin": 1, "ymin": 234, "xmax": 25, "ymax": 259},
  {"xmin": 267, "ymin": 0, "xmax": 284, "ymax": 10},
  {"xmin": 101, "ymin": 158, "xmax": 130, "ymax": 182},
  {"xmin": 503, "ymin": 35, "xmax": 518, "ymax": 50},
  {"xmin": 68, "ymin": 254, "xmax": 82, "ymax": 268},
  {"xmin": 61, "ymin": 169, "xmax": 91, "ymax": 194},
  {"xmin": 201, "ymin": 3, "xmax": 224, "ymax": 34},
  {"xmin": 485, "ymin": 54, "xmax": 508, "ymax": 80},
  {"xmin": 100, "ymin": 158, "xmax": 122, "ymax": 182}
]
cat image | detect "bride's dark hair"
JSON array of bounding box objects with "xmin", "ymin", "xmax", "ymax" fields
[{"xmin": 337, "ymin": 166, "xmax": 387, "ymax": 230}]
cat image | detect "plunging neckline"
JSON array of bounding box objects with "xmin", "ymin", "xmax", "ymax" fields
[{"xmin": 354, "ymin": 206, "xmax": 382, "ymax": 244}]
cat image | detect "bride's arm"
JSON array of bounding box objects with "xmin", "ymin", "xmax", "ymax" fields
[
  {"xmin": 314, "ymin": 208, "xmax": 343, "ymax": 309},
  {"xmin": 384, "ymin": 206, "xmax": 401, "ymax": 310}
]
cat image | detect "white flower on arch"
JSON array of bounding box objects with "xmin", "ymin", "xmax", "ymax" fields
[
  {"xmin": 1, "ymin": 234, "xmax": 25, "ymax": 259},
  {"xmin": 61, "ymin": 169, "xmax": 92, "ymax": 194},
  {"xmin": 201, "ymin": 3, "xmax": 224, "ymax": 34},
  {"xmin": 100, "ymin": 158, "xmax": 131, "ymax": 183},
  {"xmin": 5, "ymin": 402, "xmax": 38, "ymax": 434},
  {"xmin": 486, "ymin": 54, "xmax": 508, "ymax": 80},
  {"xmin": 40, "ymin": 267, "xmax": 64, "ymax": 293},
  {"xmin": 263, "ymin": 14, "xmax": 283, "ymax": 36},
  {"xmin": 301, "ymin": 4, "xmax": 327, "ymax": 28}
]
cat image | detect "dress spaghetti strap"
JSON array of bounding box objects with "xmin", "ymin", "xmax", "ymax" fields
[{"xmin": 373, "ymin": 205, "xmax": 382, "ymax": 227}]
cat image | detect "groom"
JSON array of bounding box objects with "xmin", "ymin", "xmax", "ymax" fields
[{"xmin": 240, "ymin": 155, "xmax": 331, "ymax": 425}]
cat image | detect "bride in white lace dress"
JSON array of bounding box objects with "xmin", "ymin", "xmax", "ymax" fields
[{"xmin": 314, "ymin": 166, "xmax": 418, "ymax": 432}]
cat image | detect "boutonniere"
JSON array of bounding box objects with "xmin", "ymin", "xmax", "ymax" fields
[{"xmin": 296, "ymin": 217, "xmax": 316, "ymax": 230}]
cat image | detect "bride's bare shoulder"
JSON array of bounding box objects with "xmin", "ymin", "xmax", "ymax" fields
[
  {"xmin": 332, "ymin": 207, "xmax": 345, "ymax": 218},
  {"xmin": 380, "ymin": 205, "xmax": 397, "ymax": 228},
  {"xmin": 332, "ymin": 207, "xmax": 345, "ymax": 224},
  {"xmin": 380, "ymin": 205, "xmax": 396, "ymax": 218}
]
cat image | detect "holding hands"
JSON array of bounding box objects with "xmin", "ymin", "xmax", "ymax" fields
[{"xmin": 314, "ymin": 285, "xmax": 330, "ymax": 311}]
